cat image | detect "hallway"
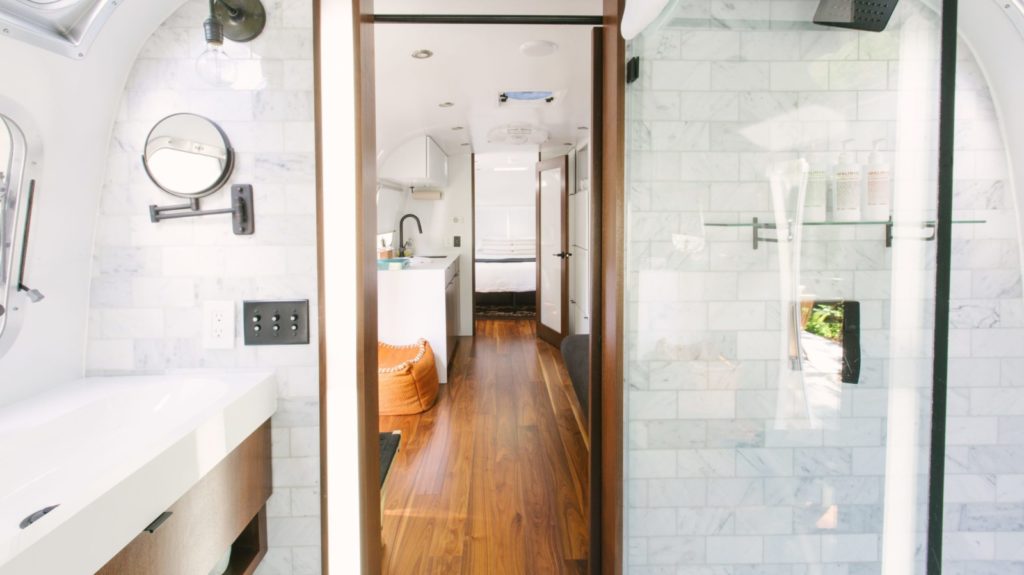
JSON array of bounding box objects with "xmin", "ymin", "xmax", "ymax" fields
[{"xmin": 379, "ymin": 319, "xmax": 589, "ymax": 574}]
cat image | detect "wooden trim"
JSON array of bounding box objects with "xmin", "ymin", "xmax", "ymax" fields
[
  {"xmin": 600, "ymin": 2, "xmax": 625, "ymax": 573},
  {"xmin": 588, "ymin": 25, "xmax": 605, "ymax": 575},
  {"xmin": 470, "ymin": 152, "xmax": 476, "ymax": 334},
  {"xmin": 315, "ymin": 0, "xmax": 382, "ymax": 573},
  {"xmin": 536, "ymin": 155, "xmax": 571, "ymax": 346},
  {"xmin": 356, "ymin": 1, "xmax": 382, "ymax": 573},
  {"xmin": 312, "ymin": 1, "xmax": 326, "ymax": 570},
  {"xmin": 340, "ymin": 6, "xmax": 625, "ymax": 575}
]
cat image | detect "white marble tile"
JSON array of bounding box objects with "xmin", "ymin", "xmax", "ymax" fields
[
  {"xmin": 652, "ymin": 61, "xmax": 712, "ymax": 91},
  {"xmin": 677, "ymin": 391, "xmax": 736, "ymax": 419},
  {"xmin": 736, "ymin": 448, "xmax": 793, "ymax": 477},
  {"xmin": 630, "ymin": 508, "xmax": 679, "ymax": 537},
  {"xmin": 647, "ymin": 536, "xmax": 706, "ymax": 565},
  {"xmin": 712, "ymin": 63, "xmax": 770, "ymax": 91},
  {"xmin": 678, "ymin": 449, "xmax": 737, "ymax": 477},
  {"xmin": 680, "ymin": 31, "xmax": 741, "ymax": 60},
  {"xmin": 267, "ymin": 516, "xmax": 320, "ymax": 547},
  {"xmin": 770, "ymin": 62, "xmax": 829, "ymax": 91},
  {"xmin": 764, "ymin": 534, "xmax": 820, "ymax": 563},
  {"xmin": 706, "ymin": 536, "xmax": 763, "ymax": 564},
  {"xmin": 291, "ymin": 546, "xmax": 321, "ymax": 575},
  {"xmin": 680, "ymin": 93, "xmax": 740, "ymax": 121},
  {"xmin": 290, "ymin": 487, "xmax": 320, "ymax": 517},
  {"xmin": 734, "ymin": 506, "xmax": 792, "ymax": 535},
  {"xmin": 821, "ymin": 534, "xmax": 878, "ymax": 563}
]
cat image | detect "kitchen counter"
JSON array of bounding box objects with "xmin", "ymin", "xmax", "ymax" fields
[
  {"xmin": 379, "ymin": 254, "xmax": 458, "ymax": 272},
  {"xmin": 378, "ymin": 255, "xmax": 460, "ymax": 383}
]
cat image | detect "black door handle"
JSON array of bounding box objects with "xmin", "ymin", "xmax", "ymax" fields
[{"xmin": 552, "ymin": 252, "xmax": 573, "ymax": 259}]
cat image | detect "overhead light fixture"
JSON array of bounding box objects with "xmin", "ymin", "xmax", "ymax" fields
[
  {"xmin": 411, "ymin": 49, "xmax": 434, "ymax": 59},
  {"xmin": 520, "ymin": 40, "xmax": 558, "ymax": 57},
  {"xmin": 196, "ymin": 0, "xmax": 267, "ymax": 87},
  {"xmin": 439, "ymin": 101, "xmax": 454, "ymax": 108}
]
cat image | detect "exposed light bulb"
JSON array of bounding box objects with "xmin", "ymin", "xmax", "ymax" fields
[
  {"xmin": 196, "ymin": 41, "xmax": 237, "ymax": 87},
  {"xmin": 196, "ymin": 14, "xmax": 235, "ymax": 87}
]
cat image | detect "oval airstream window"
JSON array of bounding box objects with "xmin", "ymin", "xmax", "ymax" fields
[
  {"xmin": 0, "ymin": 114, "xmax": 31, "ymax": 351},
  {"xmin": 142, "ymin": 113, "xmax": 235, "ymax": 199}
]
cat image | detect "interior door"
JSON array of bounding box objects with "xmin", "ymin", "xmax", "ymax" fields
[{"xmin": 536, "ymin": 156, "xmax": 569, "ymax": 346}]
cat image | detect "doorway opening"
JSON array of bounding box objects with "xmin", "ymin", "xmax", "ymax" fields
[{"xmin": 371, "ymin": 17, "xmax": 599, "ymax": 574}]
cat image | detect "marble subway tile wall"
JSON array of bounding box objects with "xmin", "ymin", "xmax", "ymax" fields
[
  {"xmin": 625, "ymin": 0, "xmax": 1022, "ymax": 573},
  {"xmin": 87, "ymin": 1, "xmax": 319, "ymax": 573}
]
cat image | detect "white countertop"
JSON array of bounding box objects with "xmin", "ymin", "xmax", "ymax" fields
[{"xmin": 379, "ymin": 254, "xmax": 458, "ymax": 272}]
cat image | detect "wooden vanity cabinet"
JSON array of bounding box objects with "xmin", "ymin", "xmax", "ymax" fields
[{"xmin": 97, "ymin": 421, "xmax": 272, "ymax": 575}]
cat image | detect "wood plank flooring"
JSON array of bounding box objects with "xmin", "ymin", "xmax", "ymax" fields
[{"xmin": 379, "ymin": 319, "xmax": 589, "ymax": 574}]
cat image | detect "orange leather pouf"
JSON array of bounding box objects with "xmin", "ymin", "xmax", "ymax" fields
[{"xmin": 378, "ymin": 339, "xmax": 439, "ymax": 415}]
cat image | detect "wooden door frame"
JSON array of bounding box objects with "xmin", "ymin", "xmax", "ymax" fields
[
  {"xmin": 315, "ymin": 1, "xmax": 626, "ymax": 573},
  {"xmin": 536, "ymin": 155, "xmax": 571, "ymax": 346}
]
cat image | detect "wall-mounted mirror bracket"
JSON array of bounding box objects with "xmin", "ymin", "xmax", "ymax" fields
[{"xmin": 149, "ymin": 184, "xmax": 254, "ymax": 235}]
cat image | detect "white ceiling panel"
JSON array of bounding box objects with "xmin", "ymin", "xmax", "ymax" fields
[{"xmin": 374, "ymin": 22, "xmax": 593, "ymax": 161}]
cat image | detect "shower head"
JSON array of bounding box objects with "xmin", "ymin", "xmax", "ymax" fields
[{"xmin": 814, "ymin": 0, "xmax": 899, "ymax": 32}]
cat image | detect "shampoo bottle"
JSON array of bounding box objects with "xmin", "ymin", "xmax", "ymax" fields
[
  {"xmin": 863, "ymin": 139, "xmax": 892, "ymax": 221},
  {"xmin": 804, "ymin": 145, "xmax": 829, "ymax": 223},
  {"xmin": 832, "ymin": 139, "xmax": 862, "ymax": 222}
]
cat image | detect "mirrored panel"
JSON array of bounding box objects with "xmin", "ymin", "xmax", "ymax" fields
[{"xmin": 142, "ymin": 113, "xmax": 234, "ymax": 199}]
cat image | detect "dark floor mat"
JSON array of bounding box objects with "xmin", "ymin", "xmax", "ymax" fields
[{"xmin": 380, "ymin": 431, "xmax": 401, "ymax": 487}]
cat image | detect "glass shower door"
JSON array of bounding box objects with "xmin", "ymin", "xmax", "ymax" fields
[{"xmin": 623, "ymin": 1, "xmax": 948, "ymax": 572}]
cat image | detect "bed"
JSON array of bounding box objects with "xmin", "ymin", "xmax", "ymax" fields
[{"xmin": 475, "ymin": 237, "xmax": 537, "ymax": 314}]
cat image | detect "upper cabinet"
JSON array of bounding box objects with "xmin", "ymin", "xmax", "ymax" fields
[{"xmin": 381, "ymin": 136, "xmax": 448, "ymax": 190}]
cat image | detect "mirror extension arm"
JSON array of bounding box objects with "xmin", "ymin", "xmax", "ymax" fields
[{"xmin": 149, "ymin": 184, "xmax": 254, "ymax": 235}]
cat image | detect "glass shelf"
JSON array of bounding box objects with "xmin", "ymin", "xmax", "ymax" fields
[
  {"xmin": 703, "ymin": 219, "xmax": 986, "ymax": 228},
  {"xmin": 702, "ymin": 217, "xmax": 987, "ymax": 249}
]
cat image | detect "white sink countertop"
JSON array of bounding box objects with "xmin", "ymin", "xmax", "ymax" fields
[{"xmin": 380, "ymin": 254, "xmax": 458, "ymax": 272}]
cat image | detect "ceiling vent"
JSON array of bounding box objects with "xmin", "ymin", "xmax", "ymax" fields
[
  {"xmin": 0, "ymin": 0, "xmax": 120, "ymax": 58},
  {"xmin": 497, "ymin": 90, "xmax": 564, "ymax": 108},
  {"xmin": 487, "ymin": 123, "xmax": 549, "ymax": 146}
]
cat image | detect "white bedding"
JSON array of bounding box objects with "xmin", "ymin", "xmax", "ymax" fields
[{"xmin": 475, "ymin": 259, "xmax": 536, "ymax": 293}]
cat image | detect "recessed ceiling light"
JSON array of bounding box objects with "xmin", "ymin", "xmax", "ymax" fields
[
  {"xmin": 452, "ymin": 126, "xmax": 464, "ymax": 131},
  {"xmin": 439, "ymin": 101, "xmax": 454, "ymax": 108},
  {"xmin": 411, "ymin": 49, "xmax": 433, "ymax": 59},
  {"xmin": 520, "ymin": 40, "xmax": 558, "ymax": 57}
]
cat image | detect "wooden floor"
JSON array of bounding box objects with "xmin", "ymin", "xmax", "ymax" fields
[{"xmin": 379, "ymin": 319, "xmax": 589, "ymax": 574}]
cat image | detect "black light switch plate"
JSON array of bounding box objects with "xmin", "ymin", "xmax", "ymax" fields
[{"xmin": 243, "ymin": 300, "xmax": 310, "ymax": 345}]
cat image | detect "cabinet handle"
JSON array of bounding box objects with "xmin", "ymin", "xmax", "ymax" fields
[{"xmin": 144, "ymin": 511, "xmax": 173, "ymax": 533}]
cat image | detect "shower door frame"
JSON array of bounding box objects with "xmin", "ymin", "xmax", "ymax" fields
[{"xmin": 314, "ymin": 0, "xmax": 962, "ymax": 572}]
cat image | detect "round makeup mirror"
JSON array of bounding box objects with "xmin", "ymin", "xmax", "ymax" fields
[{"xmin": 142, "ymin": 113, "xmax": 234, "ymax": 199}]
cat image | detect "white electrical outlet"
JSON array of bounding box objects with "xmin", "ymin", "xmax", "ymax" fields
[{"xmin": 203, "ymin": 301, "xmax": 235, "ymax": 349}]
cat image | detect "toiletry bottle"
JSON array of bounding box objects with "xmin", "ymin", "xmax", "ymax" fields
[
  {"xmin": 863, "ymin": 139, "xmax": 892, "ymax": 221},
  {"xmin": 804, "ymin": 145, "xmax": 829, "ymax": 223},
  {"xmin": 832, "ymin": 139, "xmax": 862, "ymax": 222}
]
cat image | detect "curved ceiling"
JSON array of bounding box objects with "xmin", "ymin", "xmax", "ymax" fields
[{"xmin": 374, "ymin": 22, "xmax": 593, "ymax": 161}]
